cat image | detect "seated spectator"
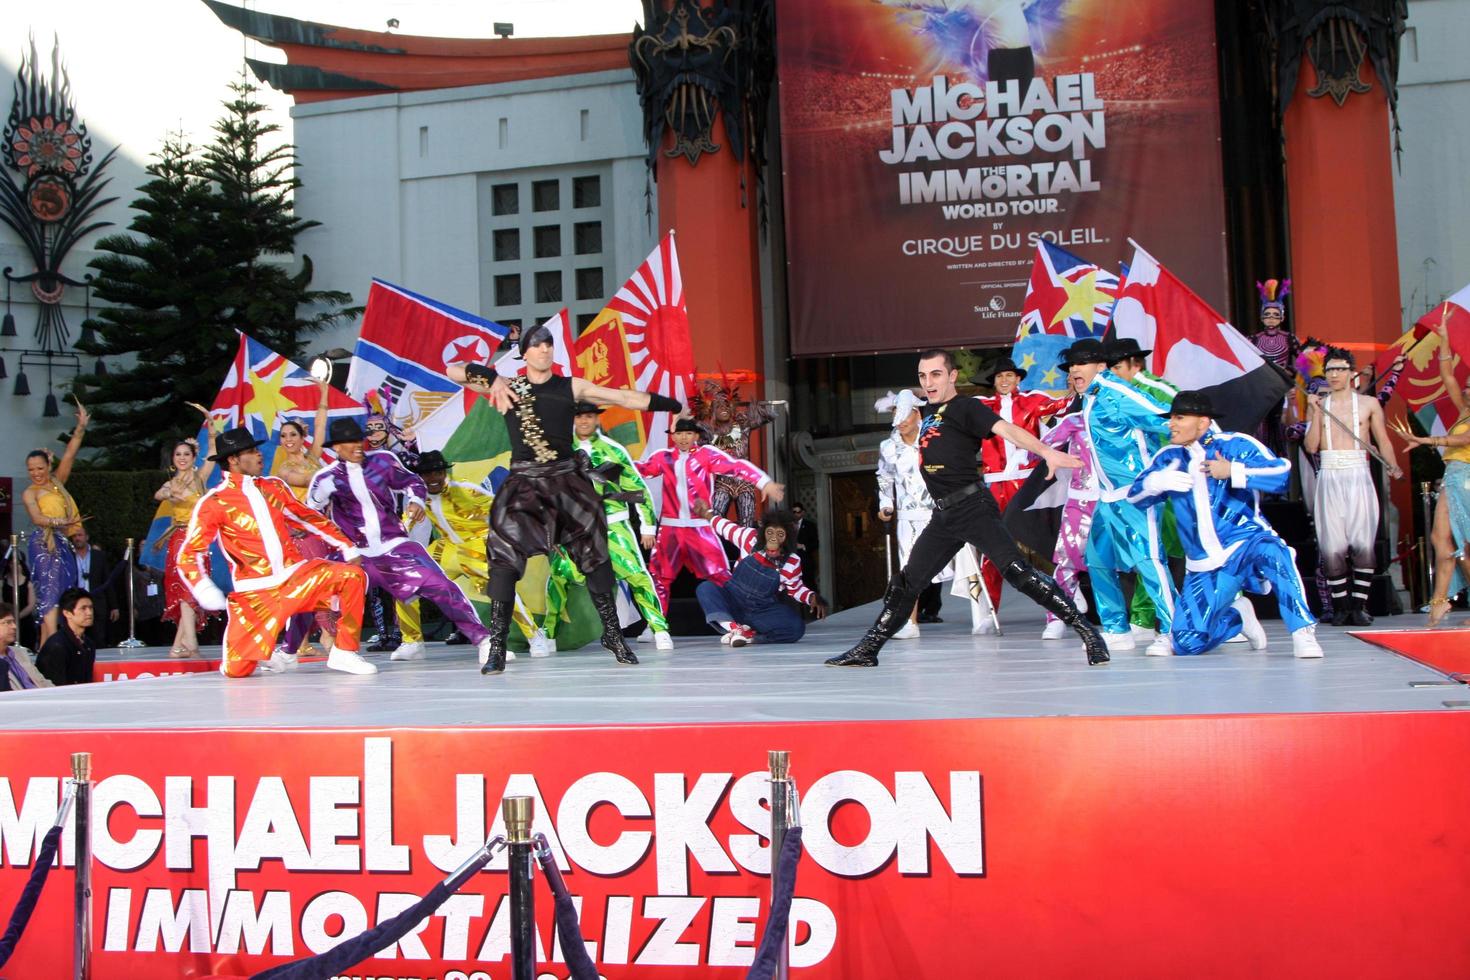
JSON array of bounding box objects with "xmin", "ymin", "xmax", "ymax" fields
[
  {"xmin": 693, "ymin": 501, "xmax": 826, "ymax": 647},
  {"xmin": 35, "ymin": 588, "xmax": 97, "ymax": 686},
  {"xmin": 0, "ymin": 602, "xmax": 51, "ymax": 691}
]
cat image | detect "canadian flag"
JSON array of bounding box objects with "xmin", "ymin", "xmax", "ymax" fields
[{"xmin": 1111, "ymin": 242, "xmax": 1289, "ymax": 433}]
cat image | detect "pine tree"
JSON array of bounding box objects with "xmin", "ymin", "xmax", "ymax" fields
[
  {"xmin": 77, "ymin": 80, "xmax": 355, "ymax": 466},
  {"xmin": 75, "ymin": 137, "xmax": 227, "ymax": 466}
]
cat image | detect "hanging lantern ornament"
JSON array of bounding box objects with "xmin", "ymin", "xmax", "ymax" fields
[
  {"xmin": 42, "ymin": 392, "xmax": 59, "ymax": 417},
  {"xmin": 0, "ymin": 355, "xmax": 6, "ymax": 380},
  {"xmin": 94, "ymin": 358, "xmax": 107, "ymax": 377},
  {"xmin": 14, "ymin": 369, "xmax": 30, "ymax": 396}
]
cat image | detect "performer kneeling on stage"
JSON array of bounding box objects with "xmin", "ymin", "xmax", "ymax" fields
[
  {"xmin": 827, "ymin": 349, "xmax": 1109, "ymax": 667},
  {"xmin": 691, "ymin": 500, "xmax": 825, "ymax": 646},
  {"xmin": 1128, "ymin": 391, "xmax": 1324, "ymax": 658},
  {"xmin": 448, "ymin": 323, "xmax": 685, "ymax": 675},
  {"xmin": 175, "ymin": 427, "xmax": 373, "ymax": 678}
]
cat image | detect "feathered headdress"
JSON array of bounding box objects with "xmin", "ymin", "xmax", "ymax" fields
[
  {"xmin": 691, "ymin": 368, "xmax": 760, "ymax": 418},
  {"xmin": 1293, "ymin": 340, "xmax": 1330, "ymax": 417},
  {"xmin": 1257, "ymin": 278, "xmax": 1292, "ymax": 317}
]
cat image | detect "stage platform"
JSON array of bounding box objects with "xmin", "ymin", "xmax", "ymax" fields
[
  {"xmin": 4, "ymin": 588, "xmax": 1466, "ymax": 730},
  {"xmin": 4, "ymin": 591, "xmax": 1470, "ymax": 979}
]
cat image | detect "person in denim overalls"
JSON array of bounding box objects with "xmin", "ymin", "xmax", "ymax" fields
[{"xmin": 693, "ymin": 504, "xmax": 825, "ymax": 647}]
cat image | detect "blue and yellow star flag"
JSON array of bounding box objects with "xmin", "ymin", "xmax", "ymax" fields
[{"xmin": 1013, "ymin": 241, "xmax": 1119, "ymax": 395}]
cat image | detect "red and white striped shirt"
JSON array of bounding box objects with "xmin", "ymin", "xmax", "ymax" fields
[{"xmin": 710, "ymin": 516, "xmax": 814, "ymax": 606}]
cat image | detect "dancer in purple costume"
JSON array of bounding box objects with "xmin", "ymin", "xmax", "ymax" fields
[
  {"xmin": 307, "ymin": 417, "xmax": 490, "ymax": 663},
  {"xmin": 1038, "ymin": 368, "xmax": 1095, "ymax": 639}
]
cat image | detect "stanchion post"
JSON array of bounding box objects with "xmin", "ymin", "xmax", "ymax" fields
[
  {"xmin": 71, "ymin": 752, "xmax": 93, "ymax": 980},
  {"xmin": 8, "ymin": 535, "xmax": 19, "ymax": 620},
  {"xmin": 117, "ymin": 538, "xmax": 145, "ymax": 649},
  {"xmin": 1419, "ymin": 482, "xmax": 1436, "ymax": 609},
  {"xmin": 768, "ymin": 750, "xmax": 792, "ymax": 980},
  {"xmin": 503, "ymin": 796, "xmax": 536, "ymax": 980}
]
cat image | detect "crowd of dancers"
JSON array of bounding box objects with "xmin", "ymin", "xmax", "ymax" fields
[{"xmin": 4, "ymin": 295, "xmax": 1468, "ymax": 688}]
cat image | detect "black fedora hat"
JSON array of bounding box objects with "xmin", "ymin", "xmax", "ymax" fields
[
  {"xmin": 412, "ymin": 450, "xmax": 450, "ymax": 474},
  {"xmin": 322, "ymin": 417, "xmax": 368, "ymax": 448},
  {"xmin": 973, "ymin": 356, "xmax": 1028, "ymax": 386},
  {"xmin": 671, "ymin": 417, "xmax": 702, "ymax": 434},
  {"xmin": 572, "ymin": 401, "xmax": 605, "ymax": 416},
  {"xmin": 1162, "ymin": 389, "xmax": 1223, "ymax": 418},
  {"xmin": 209, "ymin": 426, "xmax": 267, "ymax": 462},
  {"xmin": 1103, "ymin": 336, "xmax": 1153, "ymax": 363},
  {"xmin": 1058, "ymin": 338, "xmax": 1109, "ymax": 369}
]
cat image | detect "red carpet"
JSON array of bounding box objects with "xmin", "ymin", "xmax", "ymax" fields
[{"xmin": 1353, "ymin": 628, "xmax": 1470, "ymax": 680}]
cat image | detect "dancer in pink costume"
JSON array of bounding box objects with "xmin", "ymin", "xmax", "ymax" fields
[
  {"xmin": 1038, "ymin": 368, "xmax": 1096, "ymax": 639},
  {"xmin": 636, "ymin": 418, "xmax": 784, "ymax": 609}
]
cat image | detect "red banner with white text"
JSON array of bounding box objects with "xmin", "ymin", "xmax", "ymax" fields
[
  {"xmin": 777, "ymin": 0, "xmax": 1229, "ymax": 355},
  {"xmin": 2, "ymin": 715, "xmax": 1469, "ymax": 978}
]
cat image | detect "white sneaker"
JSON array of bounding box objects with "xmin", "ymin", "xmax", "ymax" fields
[
  {"xmin": 893, "ymin": 620, "xmax": 921, "ymax": 640},
  {"xmin": 1232, "ymin": 597, "xmax": 1267, "ymax": 650},
  {"xmin": 638, "ymin": 630, "xmax": 654, "ymax": 644},
  {"xmin": 1041, "ymin": 619, "xmax": 1066, "ymax": 640},
  {"xmin": 1144, "ymin": 636, "xmax": 1174, "ymax": 657},
  {"xmin": 1103, "ymin": 632, "xmax": 1136, "ymax": 652},
  {"xmin": 477, "ymin": 637, "xmax": 493, "ymax": 666},
  {"xmin": 1292, "ymin": 626, "xmax": 1324, "ymax": 659},
  {"xmin": 1130, "ymin": 624, "xmax": 1156, "ymax": 642},
  {"xmin": 390, "ymin": 641, "xmax": 425, "ymax": 661},
  {"xmin": 971, "ymin": 614, "xmax": 999, "ymax": 636},
  {"xmin": 271, "ymin": 645, "xmax": 300, "ymax": 669},
  {"xmin": 720, "ymin": 630, "xmax": 734, "ymax": 645},
  {"xmin": 528, "ymin": 629, "xmax": 555, "ymax": 658},
  {"xmin": 257, "ymin": 647, "xmax": 294, "ymax": 674},
  {"xmin": 327, "ymin": 647, "xmax": 378, "ymax": 675},
  {"xmin": 1224, "ymin": 633, "xmax": 1249, "ymax": 644},
  {"xmin": 653, "ymin": 631, "xmax": 674, "ymax": 651}
]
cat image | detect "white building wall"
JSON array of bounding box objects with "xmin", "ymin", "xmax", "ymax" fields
[
  {"xmin": 1394, "ymin": 0, "xmax": 1470, "ymax": 320},
  {"xmin": 292, "ymin": 68, "xmax": 656, "ymax": 354}
]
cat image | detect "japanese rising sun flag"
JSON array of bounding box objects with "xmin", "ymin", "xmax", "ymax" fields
[
  {"xmin": 1374, "ymin": 284, "xmax": 1470, "ymax": 435},
  {"xmin": 583, "ymin": 231, "xmax": 695, "ymax": 461}
]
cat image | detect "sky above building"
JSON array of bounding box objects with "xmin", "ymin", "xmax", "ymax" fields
[{"xmin": 0, "ymin": 0, "xmax": 644, "ymax": 167}]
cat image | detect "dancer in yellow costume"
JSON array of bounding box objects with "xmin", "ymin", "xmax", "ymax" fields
[{"xmin": 394, "ymin": 450, "xmax": 540, "ymax": 658}]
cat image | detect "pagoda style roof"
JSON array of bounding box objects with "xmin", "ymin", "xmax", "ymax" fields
[{"xmin": 204, "ymin": 0, "xmax": 633, "ymax": 103}]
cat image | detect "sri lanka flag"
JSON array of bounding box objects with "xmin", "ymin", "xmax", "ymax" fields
[
  {"xmin": 1373, "ymin": 284, "xmax": 1470, "ymax": 435},
  {"xmin": 1013, "ymin": 241, "xmax": 1118, "ymax": 394}
]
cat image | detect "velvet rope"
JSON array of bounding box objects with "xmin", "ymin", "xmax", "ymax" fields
[
  {"xmin": 532, "ymin": 833, "xmax": 598, "ymax": 980},
  {"xmin": 0, "ymin": 824, "xmax": 64, "ymax": 968},
  {"xmin": 251, "ymin": 842, "xmax": 501, "ymax": 980},
  {"xmin": 745, "ymin": 825, "xmax": 804, "ymax": 980}
]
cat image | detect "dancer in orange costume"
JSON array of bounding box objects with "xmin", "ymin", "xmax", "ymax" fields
[{"xmin": 175, "ymin": 427, "xmax": 373, "ymax": 678}]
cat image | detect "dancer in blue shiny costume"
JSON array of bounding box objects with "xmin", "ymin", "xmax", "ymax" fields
[
  {"xmin": 1065, "ymin": 339, "xmax": 1177, "ymax": 652},
  {"xmin": 1128, "ymin": 390, "xmax": 1323, "ymax": 659}
]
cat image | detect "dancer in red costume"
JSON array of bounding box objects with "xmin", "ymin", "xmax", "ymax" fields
[
  {"xmin": 175, "ymin": 427, "xmax": 372, "ymax": 679},
  {"xmin": 636, "ymin": 418, "xmax": 784, "ymax": 610},
  {"xmin": 969, "ymin": 357, "xmax": 1070, "ymax": 619}
]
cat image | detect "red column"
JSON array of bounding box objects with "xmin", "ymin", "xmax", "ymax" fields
[
  {"xmin": 657, "ymin": 112, "xmax": 768, "ymax": 469},
  {"xmin": 1282, "ymin": 58, "xmax": 1411, "ymax": 575},
  {"xmin": 1283, "ymin": 60, "xmax": 1401, "ymax": 353}
]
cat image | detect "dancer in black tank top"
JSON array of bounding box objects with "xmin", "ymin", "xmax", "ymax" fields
[{"xmin": 450, "ymin": 322, "xmax": 685, "ymax": 674}]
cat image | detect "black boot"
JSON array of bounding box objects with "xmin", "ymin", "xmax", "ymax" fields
[
  {"xmin": 1328, "ymin": 595, "xmax": 1352, "ymax": 627},
  {"xmin": 590, "ymin": 590, "xmax": 639, "ymax": 665},
  {"xmin": 1003, "ymin": 561, "xmax": 1110, "ymax": 665},
  {"xmin": 825, "ymin": 576, "xmax": 917, "ymax": 667},
  {"xmin": 479, "ymin": 598, "xmax": 512, "ymax": 675},
  {"xmin": 1347, "ymin": 596, "xmax": 1374, "ymax": 627}
]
